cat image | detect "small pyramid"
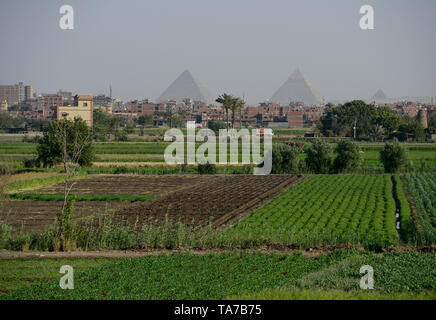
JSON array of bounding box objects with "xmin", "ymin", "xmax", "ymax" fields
[
  {"xmin": 157, "ymin": 70, "xmax": 214, "ymax": 104},
  {"xmin": 372, "ymin": 89, "xmax": 387, "ymax": 101},
  {"xmin": 270, "ymin": 68, "xmax": 322, "ymax": 106}
]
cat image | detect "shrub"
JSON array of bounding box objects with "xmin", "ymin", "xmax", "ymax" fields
[
  {"xmin": 207, "ymin": 120, "xmax": 227, "ymax": 133},
  {"xmin": 114, "ymin": 166, "xmax": 129, "ymax": 174},
  {"xmin": 197, "ymin": 162, "xmax": 217, "ymax": 174},
  {"xmin": 305, "ymin": 140, "xmax": 332, "ymax": 174},
  {"xmin": 269, "ymin": 144, "xmax": 302, "ymax": 174},
  {"xmin": 333, "ymin": 140, "xmax": 362, "ymax": 173},
  {"xmin": 380, "ymin": 138, "xmax": 407, "ymax": 173},
  {"xmin": 23, "ymin": 158, "xmax": 41, "ymax": 168}
]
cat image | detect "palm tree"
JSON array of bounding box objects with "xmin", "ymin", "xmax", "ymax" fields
[
  {"xmin": 231, "ymin": 97, "xmax": 245, "ymax": 128},
  {"xmin": 216, "ymin": 93, "xmax": 234, "ymax": 130},
  {"xmin": 368, "ymin": 124, "xmax": 385, "ymax": 142}
]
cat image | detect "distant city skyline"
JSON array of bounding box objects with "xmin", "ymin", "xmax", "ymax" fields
[{"xmin": 1, "ymin": 0, "xmax": 435, "ymax": 104}]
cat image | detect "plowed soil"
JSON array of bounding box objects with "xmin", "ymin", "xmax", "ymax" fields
[
  {"xmin": 2, "ymin": 174, "xmax": 303, "ymax": 232},
  {"xmin": 115, "ymin": 175, "xmax": 302, "ymax": 227}
]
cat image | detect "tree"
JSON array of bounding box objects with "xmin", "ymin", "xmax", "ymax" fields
[
  {"xmin": 270, "ymin": 144, "xmax": 302, "ymax": 174},
  {"xmin": 207, "ymin": 120, "xmax": 226, "ymax": 133},
  {"xmin": 427, "ymin": 113, "xmax": 436, "ymax": 134},
  {"xmin": 93, "ymin": 109, "xmax": 120, "ymax": 141},
  {"xmin": 305, "ymin": 140, "xmax": 332, "ymax": 174},
  {"xmin": 0, "ymin": 112, "xmax": 24, "ymax": 130},
  {"xmin": 37, "ymin": 118, "xmax": 94, "ymax": 250},
  {"xmin": 137, "ymin": 114, "xmax": 153, "ymax": 127},
  {"xmin": 37, "ymin": 118, "xmax": 94, "ymax": 168},
  {"xmin": 375, "ymin": 106, "xmax": 400, "ymax": 136},
  {"xmin": 397, "ymin": 117, "xmax": 426, "ymax": 142},
  {"xmin": 166, "ymin": 109, "xmax": 186, "ymax": 128},
  {"xmin": 380, "ymin": 138, "xmax": 407, "ymax": 173},
  {"xmin": 333, "ymin": 140, "xmax": 362, "ymax": 173},
  {"xmin": 318, "ymin": 101, "xmax": 386, "ymax": 138},
  {"xmin": 230, "ymin": 97, "xmax": 244, "ymax": 128},
  {"xmin": 368, "ymin": 124, "xmax": 385, "ymax": 142},
  {"xmin": 216, "ymin": 93, "xmax": 235, "ymax": 130}
]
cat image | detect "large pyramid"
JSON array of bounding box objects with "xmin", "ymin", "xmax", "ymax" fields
[
  {"xmin": 157, "ymin": 70, "xmax": 214, "ymax": 105},
  {"xmin": 270, "ymin": 68, "xmax": 323, "ymax": 106},
  {"xmin": 372, "ymin": 89, "xmax": 387, "ymax": 101}
]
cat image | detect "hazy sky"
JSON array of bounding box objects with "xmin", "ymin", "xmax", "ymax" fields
[{"xmin": 0, "ymin": 0, "xmax": 435, "ymax": 104}]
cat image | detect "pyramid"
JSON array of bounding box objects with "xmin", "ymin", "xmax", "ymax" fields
[
  {"xmin": 270, "ymin": 68, "xmax": 322, "ymax": 106},
  {"xmin": 372, "ymin": 89, "xmax": 387, "ymax": 101},
  {"xmin": 157, "ymin": 70, "xmax": 214, "ymax": 105}
]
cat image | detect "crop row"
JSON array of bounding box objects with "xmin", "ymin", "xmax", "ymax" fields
[
  {"xmin": 228, "ymin": 175, "xmax": 399, "ymax": 247},
  {"xmin": 402, "ymin": 173, "xmax": 436, "ymax": 244}
]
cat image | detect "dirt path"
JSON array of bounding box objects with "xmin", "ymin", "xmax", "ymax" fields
[
  {"xmin": 0, "ymin": 245, "xmax": 359, "ymax": 260},
  {"xmin": 391, "ymin": 175, "xmax": 402, "ymax": 234},
  {"xmin": 1, "ymin": 245, "xmax": 434, "ymax": 260}
]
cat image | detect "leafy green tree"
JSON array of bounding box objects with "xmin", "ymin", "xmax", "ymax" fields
[
  {"xmin": 207, "ymin": 120, "xmax": 226, "ymax": 133},
  {"xmin": 380, "ymin": 138, "xmax": 408, "ymax": 173},
  {"xmin": 333, "ymin": 140, "xmax": 362, "ymax": 173},
  {"xmin": 92, "ymin": 109, "xmax": 120, "ymax": 141},
  {"xmin": 270, "ymin": 144, "xmax": 302, "ymax": 174},
  {"xmin": 318, "ymin": 101, "xmax": 394, "ymax": 138},
  {"xmin": 37, "ymin": 118, "xmax": 94, "ymax": 168},
  {"xmin": 0, "ymin": 112, "xmax": 24, "ymax": 130},
  {"xmin": 375, "ymin": 106, "xmax": 400, "ymax": 136},
  {"xmin": 305, "ymin": 140, "xmax": 332, "ymax": 174},
  {"xmin": 368, "ymin": 124, "xmax": 385, "ymax": 142},
  {"xmin": 137, "ymin": 114, "xmax": 154, "ymax": 127},
  {"xmin": 397, "ymin": 117, "xmax": 426, "ymax": 142}
]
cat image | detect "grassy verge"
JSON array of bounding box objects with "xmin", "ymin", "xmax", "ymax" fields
[
  {"xmin": 9, "ymin": 193, "xmax": 155, "ymax": 202},
  {"xmin": 0, "ymin": 258, "xmax": 114, "ymax": 295},
  {"xmin": 227, "ymin": 289, "xmax": 436, "ymax": 300},
  {"xmin": 4, "ymin": 174, "xmax": 88, "ymax": 193}
]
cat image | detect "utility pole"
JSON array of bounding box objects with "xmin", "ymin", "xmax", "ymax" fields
[{"xmin": 353, "ymin": 119, "xmax": 357, "ymax": 139}]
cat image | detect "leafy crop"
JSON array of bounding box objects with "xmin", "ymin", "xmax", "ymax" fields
[
  {"xmin": 402, "ymin": 173, "xmax": 436, "ymax": 244},
  {"xmin": 2, "ymin": 250, "xmax": 435, "ymax": 300},
  {"xmin": 227, "ymin": 175, "xmax": 399, "ymax": 247}
]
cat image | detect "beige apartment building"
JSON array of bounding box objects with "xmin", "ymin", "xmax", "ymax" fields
[
  {"xmin": 0, "ymin": 100, "xmax": 8, "ymax": 111},
  {"xmin": 56, "ymin": 94, "xmax": 93, "ymax": 126}
]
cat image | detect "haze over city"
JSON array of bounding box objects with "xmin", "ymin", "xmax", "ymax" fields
[{"xmin": 1, "ymin": 0, "xmax": 435, "ymax": 104}]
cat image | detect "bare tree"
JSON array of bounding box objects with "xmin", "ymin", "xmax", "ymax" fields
[{"xmin": 55, "ymin": 120, "xmax": 92, "ymax": 242}]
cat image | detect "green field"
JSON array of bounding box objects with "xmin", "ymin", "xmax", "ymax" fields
[
  {"xmin": 227, "ymin": 175, "xmax": 400, "ymax": 247},
  {"xmin": 1, "ymin": 250, "xmax": 435, "ymax": 300},
  {"xmin": 1, "ymin": 142, "xmax": 436, "ymax": 170},
  {"xmin": 402, "ymin": 173, "xmax": 436, "ymax": 244}
]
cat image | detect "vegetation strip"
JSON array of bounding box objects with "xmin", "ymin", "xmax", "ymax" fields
[
  {"xmin": 402, "ymin": 173, "xmax": 436, "ymax": 245},
  {"xmin": 1, "ymin": 250, "xmax": 435, "ymax": 300}
]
